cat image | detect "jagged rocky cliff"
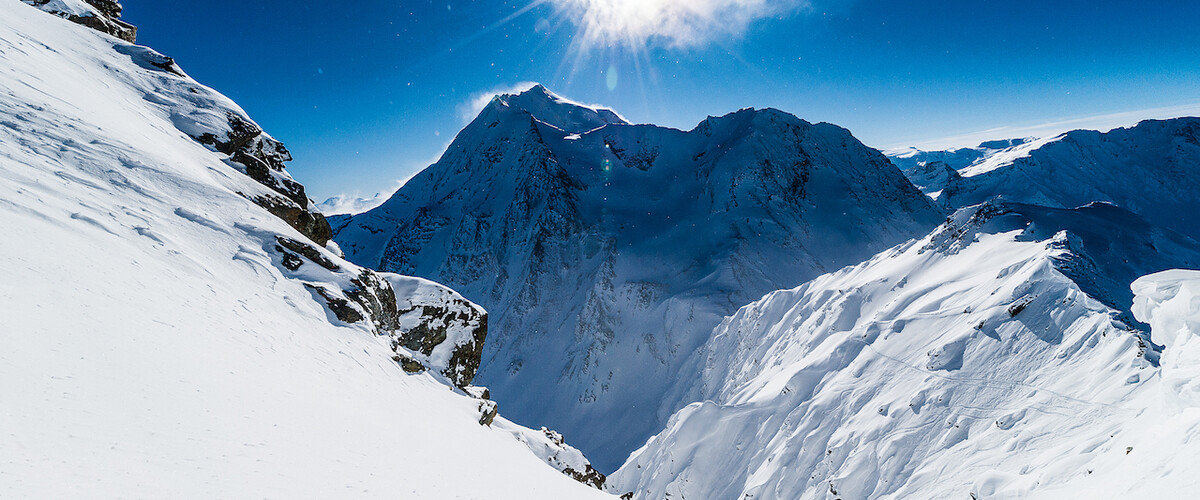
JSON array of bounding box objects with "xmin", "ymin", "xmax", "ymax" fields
[{"xmin": 332, "ymin": 84, "xmax": 946, "ymax": 470}]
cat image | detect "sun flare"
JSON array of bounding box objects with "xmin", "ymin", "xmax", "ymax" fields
[{"xmin": 548, "ymin": 0, "xmax": 799, "ymax": 50}]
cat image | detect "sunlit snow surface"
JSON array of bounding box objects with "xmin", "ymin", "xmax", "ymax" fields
[
  {"xmin": 610, "ymin": 205, "xmax": 1200, "ymax": 499},
  {"xmin": 0, "ymin": 3, "xmax": 612, "ymax": 498}
]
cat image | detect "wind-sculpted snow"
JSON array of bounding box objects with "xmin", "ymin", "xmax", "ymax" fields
[
  {"xmin": 0, "ymin": 3, "xmax": 613, "ymax": 497},
  {"xmin": 610, "ymin": 202, "xmax": 1199, "ymax": 499},
  {"xmin": 333, "ymin": 85, "xmax": 944, "ymax": 470},
  {"xmin": 1133, "ymin": 271, "xmax": 1200, "ymax": 410}
]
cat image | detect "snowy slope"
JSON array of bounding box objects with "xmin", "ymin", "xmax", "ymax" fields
[
  {"xmin": 888, "ymin": 138, "xmax": 1035, "ymax": 193},
  {"xmin": 331, "ymin": 86, "xmax": 944, "ymax": 470},
  {"xmin": 0, "ymin": 2, "xmax": 612, "ymax": 497},
  {"xmin": 610, "ymin": 201, "xmax": 1199, "ymax": 499},
  {"xmin": 894, "ymin": 119, "xmax": 1200, "ymax": 242}
]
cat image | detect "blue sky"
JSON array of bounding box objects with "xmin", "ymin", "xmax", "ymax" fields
[{"xmin": 121, "ymin": 0, "xmax": 1200, "ymax": 205}]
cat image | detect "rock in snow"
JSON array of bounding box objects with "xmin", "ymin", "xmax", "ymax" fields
[
  {"xmin": 23, "ymin": 0, "xmax": 136, "ymax": 42},
  {"xmin": 332, "ymin": 85, "xmax": 945, "ymax": 470},
  {"xmin": 0, "ymin": 2, "xmax": 612, "ymax": 497}
]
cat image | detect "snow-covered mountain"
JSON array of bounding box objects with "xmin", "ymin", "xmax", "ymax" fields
[
  {"xmin": 888, "ymin": 137, "xmax": 1033, "ymax": 175},
  {"xmin": 0, "ymin": 2, "xmax": 613, "ymax": 497},
  {"xmin": 610, "ymin": 201, "xmax": 1200, "ymax": 499},
  {"xmin": 891, "ymin": 119, "xmax": 1200, "ymax": 242},
  {"xmin": 331, "ymin": 86, "xmax": 945, "ymax": 470}
]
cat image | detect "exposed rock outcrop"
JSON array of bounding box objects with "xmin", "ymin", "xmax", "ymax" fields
[
  {"xmin": 23, "ymin": 0, "xmax": 137, "ymax": 42},
  {"xmin": 194, "ymin": 111, "xmax": 332, "ymax": 246},
  {"xmin": 386, "ymin": 275, "xmax": 489, "ymax": 388},
  {"xmin": 264, "ymin": 235, "xmax": 489, "ymax": 389}
]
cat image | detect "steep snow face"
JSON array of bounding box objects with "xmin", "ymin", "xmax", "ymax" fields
[
  {"xmin": 333, "ymin": 86, "xmax": 945, "ymax": 470},
  {"xmin": 1018, "ymin": 270, "xmax": 1200, "ymax": 500},
  {"xmin": 0, "ymin": 3, "xmax": 612, "ymax": 497},
  {"xmin": 610, "ymin": 201, "xmax": 1200, "ymax": 499},
  {"xmin": 912, "ymin": 119, "xmax": 1200, "ymax": 241}
]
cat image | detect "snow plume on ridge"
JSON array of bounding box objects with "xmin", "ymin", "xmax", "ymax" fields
[
  {"xmin": 548, "ymin": 0, "xmax": 808, "ymax": 49},
  {"xmin": 459, "ymin": 81, "xmax": 541, "ymax": 123},
  {"xmin": 458, "ymin": 82, "xmax": 627, "ymax": 125}
]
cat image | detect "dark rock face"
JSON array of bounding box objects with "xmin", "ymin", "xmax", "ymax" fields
[
  {"xmin": 276, "ymin": 236, "xmax": 339, "ymax": 271},
  {"xmin": 270, "ymin": 243, "xmax": 490, "ymax": 389},
  {"xmin": 305, "ymin": 284, "xmax": 365, "ymax": 324},
  {"xmin": 192, "ymin": 111, "xmax": 331, "ymax": 246},
  {"xmin": 393, "ymin": 353, "xmax": 427, "ymax": 374},
  {"xmin": 345, "ymin": 270, "xmax": 400, "ymax": 333},
  {"xmin": 254, "ymin": 194, "xmax": 333, "ymax": 247},
  {"xmin": 563, "ymin": 465, "xmax": 606, "ymax": 489},
  {"xmin": 477, "ymin": 400, "xmax": 498, "ymax": 426},
  {"xmin": 23, "ymin": 0, "xmax": 137, "ymax": 42}
]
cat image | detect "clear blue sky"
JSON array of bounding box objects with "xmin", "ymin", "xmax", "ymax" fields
[{"xmin": 121, "ymin": 0, "xmax": 1200, "ymax": 203}]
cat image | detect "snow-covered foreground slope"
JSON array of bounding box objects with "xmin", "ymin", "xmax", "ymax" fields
[
  {"xmin": 610, "ymin": 202, "xmax": 1200, "ymax": 499},
  {"xmin": 332, "ymin": 86, "xmax": 944, "ymax": 470},
  {"xmin": 0, "ymin": 2, "xmax": 612, "ymax": 497}
]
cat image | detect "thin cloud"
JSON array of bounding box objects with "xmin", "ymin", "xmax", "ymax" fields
[{"xmin": 548, "ymin": 0, "xmax": 808, "ymax": 49}]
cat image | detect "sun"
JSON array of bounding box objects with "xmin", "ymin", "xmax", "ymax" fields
[{"xmin": 551, "ymin": 0, "xmax": 733, "ymax": 50}]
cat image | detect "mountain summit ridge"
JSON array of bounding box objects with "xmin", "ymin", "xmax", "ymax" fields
[
  {"xmin": 333, "ymin": 86, "xmax": 945, "ymax": 470},
  {"xmin": 485, "ymin": 84, "xmax": 628, "ymax": 135}
]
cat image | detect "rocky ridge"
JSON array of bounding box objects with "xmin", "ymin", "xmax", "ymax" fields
[{"xmin": 332, "ymin": 84, "xmax": 947, "ymax": 470}]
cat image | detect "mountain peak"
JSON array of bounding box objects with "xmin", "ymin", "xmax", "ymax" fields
[{"xmin": 484, "ymin": 83, "xmax": 627, "ymax": 134}]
